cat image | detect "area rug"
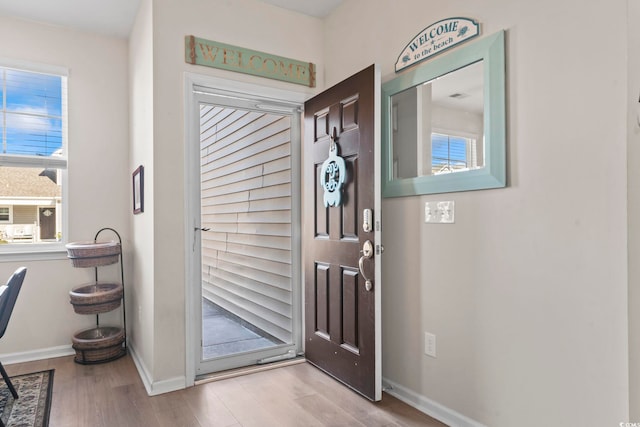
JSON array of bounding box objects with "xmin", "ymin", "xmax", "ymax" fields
[{"xmin": 0, "ymin": 370, "xmax": 54, "ymax": 427}]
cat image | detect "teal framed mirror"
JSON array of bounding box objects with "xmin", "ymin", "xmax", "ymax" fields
[{"xmin": 382, "ymin": 30, "xmax": 506, "ymax": 197}]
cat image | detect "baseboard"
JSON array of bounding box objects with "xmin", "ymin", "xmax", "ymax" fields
[
  {"xmin": 382, "ymin": 377, "xmax": 486, "ymax": 427},
  {"xmin": 128, "ymin": 343, "xmax": 186, "ymax": 396},
  {"xmin": 0, "ymin": 345, "xmax": 75, "ymax": 365},
  {"xmin": 0, "ymin": 344, "xmax": 186, "ymax": 396}
]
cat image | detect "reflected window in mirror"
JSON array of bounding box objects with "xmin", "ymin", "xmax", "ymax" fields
[
  {"xmin": 431, "ymin": 132, "xmax": 479, "ymax": 174},
  {"xmin": 391, "ymin": 60, "xmax": 484, "ymax": 179}
]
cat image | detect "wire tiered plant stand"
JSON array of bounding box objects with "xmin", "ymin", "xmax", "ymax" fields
[{"xmin": 65, "ymin": 227, "xmax": 127, "ymax": 364}]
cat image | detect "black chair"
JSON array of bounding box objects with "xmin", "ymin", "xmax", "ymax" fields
[{"xmin": 0, "ymin": 267, "xmax": 26, "ymax": 401}]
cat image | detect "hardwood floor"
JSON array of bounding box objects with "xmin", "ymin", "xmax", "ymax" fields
[{"xmin": 5, "ymin": 354, "xmax": 447, "ymax": 426}]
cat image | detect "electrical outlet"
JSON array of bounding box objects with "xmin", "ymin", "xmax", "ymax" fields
[{"xmin": 425, "ymin": 332, "xmax": 436, "ymax": 358}]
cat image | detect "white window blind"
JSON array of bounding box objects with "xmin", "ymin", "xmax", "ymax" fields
[{"xmin": 431, "ymin": 132, "xmax": 475, "ymax": 174}]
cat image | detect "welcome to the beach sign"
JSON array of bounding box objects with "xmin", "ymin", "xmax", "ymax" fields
[
  {"xmin": 395, "ymin": 18, "xmax": 480, "ymax": 72},
  {"xmin": 185, "ymin": 35, "xmax": 316, "ymax": 87}
]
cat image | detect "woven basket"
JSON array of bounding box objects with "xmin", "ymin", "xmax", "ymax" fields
[
  {"xmin": 69, "ymin": 282, "xmax": 123, "ymax": 315},
  {"xmin": 72, "ymin": 326, "xmax": 125, "ymax": 364},
  {"xmin": 65, "ymin": 241, "xmax": 121, "ymax": 268}
]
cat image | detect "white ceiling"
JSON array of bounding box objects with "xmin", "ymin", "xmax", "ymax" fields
[
  {"xmin": 259, "ymin": 0, "xmax": 344, "ymax": 19},
  {"xmin": 0, "ymin": 0, "xmax": 140, "ymax": 38},
  {"xmin": 0, "ymin": 0, "xmax": 343, "ymax": 38}
]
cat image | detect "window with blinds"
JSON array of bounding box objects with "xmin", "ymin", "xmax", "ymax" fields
[
  {"xmin": 431, "ymin": 132, "xmax": 477, "ymax": 175},
  {"xmin": 0, "ymin": 65, "xmax": 67, "ymax": 247}
]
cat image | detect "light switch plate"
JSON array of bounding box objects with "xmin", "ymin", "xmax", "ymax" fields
[{"xmin": 425, "ymin": 201, "xmax": 455, "ymax": 223}]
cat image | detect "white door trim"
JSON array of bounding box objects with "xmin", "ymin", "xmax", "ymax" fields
[
  {"xmin": 373, "ymin": 65, "xmax": 382, "ymax": 399},
  {"xmin": 183, "ymin": 72, "xmax": 308, "ymax": 385}
]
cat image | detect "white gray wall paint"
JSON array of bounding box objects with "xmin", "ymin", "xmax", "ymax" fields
[
  {"xmin": 0, "ymin": 0, "xmax": 636, "ymax": 425},
  {"xmin": 129, "ymin": 0, "xmax": 322, "ymax": 386},
  {"xmin": 627, "ymin": 0, "xmax": 640, "ymax": 420},
  {"xmin": 128, "ymin": 0, "xmax": 155, "ymax": 386},
  {"xmin": 324, "ymin": 1, "xmax": 630, "ymax": 426},
  {"xmin": 0, "ymin": 17, "xmax": 130, "ymax": 355}
]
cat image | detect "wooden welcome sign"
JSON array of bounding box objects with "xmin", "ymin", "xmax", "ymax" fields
[
  {"xmin": 395, "ymin": 18, "xmax": 480, "ymax": 72},
  {"xmin": 185, "ymin": 35, "xmax": 316, "ymax": 87}
]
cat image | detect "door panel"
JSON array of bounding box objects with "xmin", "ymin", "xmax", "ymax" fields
[
  {"xmin": 38, "ymin": 207, "xmax": 56, "ymax": 240},
  {"xmin": 304, "ymin": 64, "xmax": 380, "ymax": 401}
]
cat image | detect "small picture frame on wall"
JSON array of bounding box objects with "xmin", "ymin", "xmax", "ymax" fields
[{"xmin": 133, "ymin": 165, "xmax": 144, "ymax": 214}]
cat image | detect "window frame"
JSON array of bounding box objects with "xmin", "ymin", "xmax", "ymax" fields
[
  {"xmin": 0, "ymin": 58, "xmax": 69, "ymax": 260},
  {"xmin": 0, "ymin": 206, "xmax": 11, "ymax": 223}
]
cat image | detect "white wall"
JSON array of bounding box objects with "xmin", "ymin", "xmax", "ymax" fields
[
  {"xmin": 2, "ymin": 1, "xmax": 633, "ymax": 424},
  {"xmin": 129, "ymin": 0, "xmax": 156, "ymax": 383},
  {"xmin": 128, "ymin": 0, "xmax": 323, "ymax": 387},
  {"xmin": 627, "ymin": 0, "xmax": 640, "ymax": 420},
  {"xmin": 326, "ymin": 1, "xmax": 629, "ymax": 426},
  {"xmin": 0, "ymin": 17, "xmax": 130, "ymax": 357}
]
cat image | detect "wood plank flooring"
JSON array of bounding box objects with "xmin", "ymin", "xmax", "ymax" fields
[{"xmin": 5, "ymin": 355, "xmax": 447, "ymax": 427}]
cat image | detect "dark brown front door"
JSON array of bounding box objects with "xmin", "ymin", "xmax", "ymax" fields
[
  {"xmin": 39, "ymin": 207, "xmax": 56, "ymax": 240},
  {"xmin": 304, "ymin": 65, "xmax": 381, "ymax": 401}
]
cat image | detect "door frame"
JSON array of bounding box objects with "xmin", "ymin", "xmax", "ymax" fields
[{"xmin": 184, "ymin": 72, "xmax": 311, "ymax": 385}]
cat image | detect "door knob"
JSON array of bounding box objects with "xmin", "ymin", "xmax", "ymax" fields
[
  {"xmin": 359, "ymin": 240, "xmax": 374, "ymax": 291},
  {"xmin": 192, "ymin": 226, "xmax": 210, "ymax": 252}
]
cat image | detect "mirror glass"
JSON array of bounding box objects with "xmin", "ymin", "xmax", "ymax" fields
[
  {"xmin": 382, "ymin": 31, "xmax": 506, "ymax": 197},
  {"xmin": 391, "ymin": 60, "xmax": 484, "ymax": 179}
]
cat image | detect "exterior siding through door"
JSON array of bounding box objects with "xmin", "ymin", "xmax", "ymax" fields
[{"xmin": 199, "ymin": 104, "xmax": 293, "ymax": 343}]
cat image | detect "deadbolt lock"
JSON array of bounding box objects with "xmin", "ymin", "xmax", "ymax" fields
[{"xmin": 362, "ymin": 240, "xmax": 374, "ymax": 258}]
